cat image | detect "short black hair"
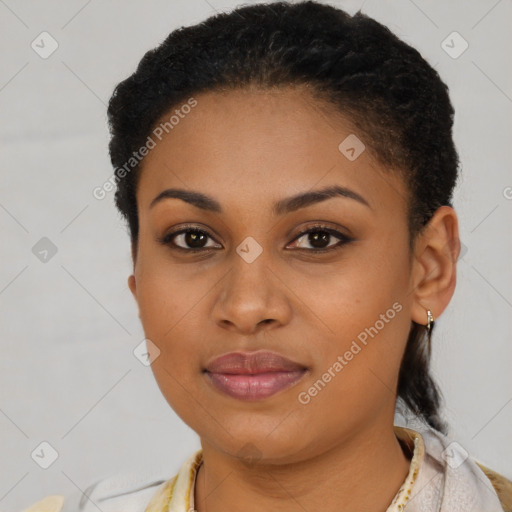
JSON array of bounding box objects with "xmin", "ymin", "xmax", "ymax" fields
[{"xmin": 107, "ymin": 0, "xmax": 460, "ymax": 435}]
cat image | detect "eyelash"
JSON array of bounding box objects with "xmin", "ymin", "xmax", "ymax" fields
[{"xmin": 157, "ymin": 223, "xmax": 353, "ymax": 254}]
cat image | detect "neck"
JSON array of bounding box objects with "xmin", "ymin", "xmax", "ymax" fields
[{"xmin": 194, "ymin": 422, "xmax": 412, "ymax": 512}]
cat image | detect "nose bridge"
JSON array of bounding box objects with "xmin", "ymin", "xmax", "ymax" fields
[
  {"xmin": 213, "ymin": 241, "xmax": 291, "ymax": 332},
  {"xmin": 225, "ymin": 242, "xmax": 273, "ymax": 306}
]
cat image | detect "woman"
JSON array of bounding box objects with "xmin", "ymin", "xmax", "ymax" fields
[{"xmin": 23, "ymin": 1, "xmax": 512, "ymax": 511}]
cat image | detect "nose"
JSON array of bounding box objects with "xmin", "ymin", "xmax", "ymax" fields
[{"xmin": 211, "ymin": 250, "xmax": 292, "ymax": 335}]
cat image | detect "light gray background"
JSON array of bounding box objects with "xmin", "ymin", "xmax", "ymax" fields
[{"xmin": 1, "ymin": 0, "xmax": 511, "ymax": 510}]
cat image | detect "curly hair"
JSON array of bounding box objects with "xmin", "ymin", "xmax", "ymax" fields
[{"xmin": 107, "ymin": 0, "xmax": 460, "ymax": 435}]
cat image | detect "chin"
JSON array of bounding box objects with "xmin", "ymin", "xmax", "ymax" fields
[{"xmin": 216, "ymin": 427, "xmax": 314, "ymax": 466}]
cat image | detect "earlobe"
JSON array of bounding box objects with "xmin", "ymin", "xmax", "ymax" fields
[
  {"xmin": 128, "ymin": 274, "xmax": 137, "ymax": 300},
  {"xmin": 410, "ymin": 206, "xmax": 460, "ymax": 325}
]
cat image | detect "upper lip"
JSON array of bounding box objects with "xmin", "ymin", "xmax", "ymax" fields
[{"xmin": 204, "ymin": 350, "xmax": 307, "ymax": 374}]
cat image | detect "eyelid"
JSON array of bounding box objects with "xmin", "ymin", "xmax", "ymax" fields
[{"xmin": 289, "ymin": 223, "xmax": 352, "ymax": 242}]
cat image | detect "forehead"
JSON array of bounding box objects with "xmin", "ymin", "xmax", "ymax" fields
[{"xmin": 136, "ymin": 87, "xmax": 408, "ymax": 215}]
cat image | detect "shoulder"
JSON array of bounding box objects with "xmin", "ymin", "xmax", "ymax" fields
[
  {"xmin": 21, "ymin": 495, "xmax": 65, "ymax": 512},
  {"xmin": 21, "ymin": 468, "xmax": 175, "ymax": 512},
  {"xmin": 475, "ymin": 461, "xmax": 512, "ymax": 512},
  {"xmin": 401, "ymin": 425, "xmax": 512, "ymax": 511}
]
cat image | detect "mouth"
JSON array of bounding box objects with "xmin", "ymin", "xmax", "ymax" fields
[{"xmin": 203, "ymin": 350, "xmax": 309, "ymax": 401}]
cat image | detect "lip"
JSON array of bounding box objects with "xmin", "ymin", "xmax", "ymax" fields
[
  {"xmin": 204, "ymin": 350, "xmax": 308, "ymax": 401},
  {"xmin": 205, "ymin": 350, "xmax": 307, "ymax": 374}
]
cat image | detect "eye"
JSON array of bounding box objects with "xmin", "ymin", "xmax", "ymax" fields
[
  {"xmin": 157, "ymin": 226, "xmax": 221, "ymax": 253},
  {"xmin": 157, "ymin": 224, "xmax": 353, "ymax": 254},
  {"xmin": 288, "ymin": 225, "xmax": 353, "ymax": 252}
]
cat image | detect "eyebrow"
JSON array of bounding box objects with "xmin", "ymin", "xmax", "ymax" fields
[{"xmin": 149, "ymin": 185, "xmax": 372, "ymax": 215}]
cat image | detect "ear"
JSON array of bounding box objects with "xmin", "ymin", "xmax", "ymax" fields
[
  {"xmin": 128, "ymin": 240, "xmax": 138, "ymax": 301},
  {"xmin": 127, "ymin": 273, "xmax": 141, "ymax": 319},
  {"xmin": 409, "ymin": 206, "xmax": 461, "ymax": 325},
  {"xmin": 128, "ymin": 274, "xmax": 137, "ymax": 300}
]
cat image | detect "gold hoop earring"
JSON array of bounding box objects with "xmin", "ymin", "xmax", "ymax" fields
[
  {"xmin": 426, "ymin": 309, "xmax": 435, "ymax": 354},
  {"xmin": 426, "ymin": 309, "xmax": 435, "ymax": 335}
]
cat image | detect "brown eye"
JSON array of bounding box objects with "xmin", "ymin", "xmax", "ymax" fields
[
  {"xmin": 158, "ymin": 228, "xmax": 221, "ymax": 252},
  {"xmin": 305, "ymin": 230, "xmax": 331, "ymax": 249},
  {"xmin": 180, "ymin": 230, "xmax": 209, "ymax": 249},
  {"xmin": 289, "ymin": 226, "xmax": 352, "ymax": 252}
]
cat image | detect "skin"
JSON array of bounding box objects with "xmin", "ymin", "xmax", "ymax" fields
[{"xmin": 127, "ymin": 86, "xmax": 460, "ymax": 512}]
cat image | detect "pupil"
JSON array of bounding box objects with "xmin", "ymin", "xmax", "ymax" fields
[
  {"xmin": 309, "ymin": 231, "xmax": 329, "ymax": 248},
  {"xmin": 186, "ymin": 230, "xmax": 206, "ymax": 248}
]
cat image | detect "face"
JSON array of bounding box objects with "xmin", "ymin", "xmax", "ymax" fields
[{"xmin": 128, "ymin": 86, "xmax": 419, "ymax": 464}]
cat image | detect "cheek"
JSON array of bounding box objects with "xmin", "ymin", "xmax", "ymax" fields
[
  {"xmin": 288, "ymin": 242, "xmax": 408, "ymax": 338},
  {"xmin": 138, "ymin": 282, "xmax": 206, "ymax": 364},
  {"xmin": 294, "ymin": 241, "xmax": 411, "ymax": 407},
  {"xmin": 136, "ymin": 271, "xmax": 209, "ymax": 422},
  {"xmin": 135, "ymin": 256, "xmax": 201, "ymax": 331},
  {"xmin": 294, "ymin": 303, "xmax": 410, "ymax": 452},
  {"xmin": 134, "ymin": 268, "xmax": 200, "ymax": 382}
]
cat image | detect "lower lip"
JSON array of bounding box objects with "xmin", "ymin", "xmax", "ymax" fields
[{"xmin": 205, "ymin": 370, "xmax": 307, "ymax": 400}]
